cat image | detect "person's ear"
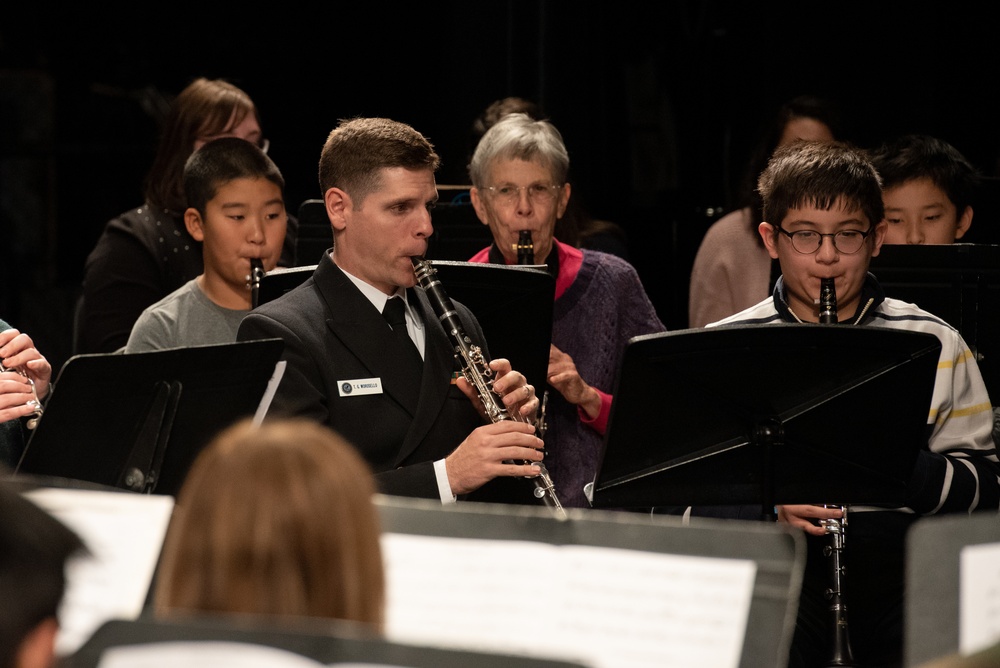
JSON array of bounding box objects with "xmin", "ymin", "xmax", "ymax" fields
[
  {"xmin": 759, "ymin": 222, "xmax": 779, "ymax": 259},
  {"xmin": 14, "ymin": 617, "xmax": 58, "ymax": 668},
  {"xmin": 954, "ymin": 205, "xmax": 973, "ymax": 240},
  {"xmin": 555, "ymin": 182, "xmax": 571, "ymax": 220},
  {"xmin": 870, "ymin": 219, "xmax": 889, "ymax": 257},
  {"xmin": 325, "ymin": 187, "xmax": 350, "ymax": 232},
  {"xmin": 470, "ymin": 187, "xmax": 490, "ymax": 226},
  {"xmin": 184, "ymin": 208, "xmax": 205, "ymax": 242}
]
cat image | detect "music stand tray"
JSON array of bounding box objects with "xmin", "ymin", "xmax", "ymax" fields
[
  {"xmin": 590, "ymin": 324, "xmax": 942, "ymax": 514},
  {"xmin": 16, "ymin": 339, "xmax": 284, "ymax": 496}
]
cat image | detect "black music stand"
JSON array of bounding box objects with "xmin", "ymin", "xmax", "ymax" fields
[
  {"xmin": 428, "ymin": 260, "xmax": 554, "ymax": 391},
  {"xmin": 255, "ymin": 261, "xmax": 554, "ymax": 390},
  {"xmin": 870, "ymin": 243, "xmax": 1000, "ymax": 398},
  {"xmin": 68, "ymin": 616, "xmax": 587, "ymax": 668},
  {"xmin": 15, "ymin": 339, "xmax": 284, "ymax": 496},
  {"xmin": 589, "ymin": 324, "xmax": 942, "ymax": 517}
]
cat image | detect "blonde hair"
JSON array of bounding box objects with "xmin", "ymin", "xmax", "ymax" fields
[{"xmin": 154, "ymin": 418, "xmax": 385, "ymax": 631}]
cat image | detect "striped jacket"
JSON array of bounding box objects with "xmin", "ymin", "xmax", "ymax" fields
[{"xmin": 710, "ymin": 273, "xmax": 999, "ymax": 515}]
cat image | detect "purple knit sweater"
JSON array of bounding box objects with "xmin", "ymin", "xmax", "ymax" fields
[{"xmin": 547, "ymin": 250, "xmax": 665, "ymax": 507}]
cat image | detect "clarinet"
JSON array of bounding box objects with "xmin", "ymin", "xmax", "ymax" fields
[
  {"xmin": 412, "ymin": 256, "xmax": 566, "ymax": 519},
  {"xmin": 0, "ymin": 360, "xmax": 43, "ymax": 430},
  {"xmin": 817, "ymin": 277, "xmax": 857, "ymax": 667},
  {"xmin": 248, "ymin": 258, "xmax": 265, "ymax": 308},
  {"xmin": 514, "ymin": 230, "xmax": 534, "ymax": 264}
]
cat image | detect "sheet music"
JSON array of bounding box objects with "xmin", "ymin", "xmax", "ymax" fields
[
  {"xmin": 960, "ymin": 541, "xmax": 1000, "ymax": 653},
  {"xmin": 254, "ymin": 360, "xmax": 287, "ymax": 424},
  {"xmin": 382, "ymin": 533, "xmax": 756, "ymax": 668},
  {"xmin": 97, "ymin": 642, "xmax": 406, "ymax": 668},
  {"xmin": 24, "ymin": 487, "xmax": 175, "ymax": 657}
]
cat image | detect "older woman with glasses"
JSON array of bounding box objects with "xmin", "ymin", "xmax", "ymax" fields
[
  {"xmin": 78, "ymin": 77, "xmax": 295, "ymax": 354},
  {"xmin": 467, "ymin": 113, "xmax": 665, "ymax": 508}
]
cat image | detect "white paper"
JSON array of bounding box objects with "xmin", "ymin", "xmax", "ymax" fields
[
  {"xmin": 254, "ymin": 360, "xmax": 287, "ymax": 424},
  {"xmin": 24, "ymin": 487, "xmax": 175, "ymax": 657},
  {"xmin": 959, "ymin": 541, "xmax": 1000, "ymax": 653},
  {"xmin": 97, "ymin": 641, "xmax": 407, "ymax": 668},
  {"xmin": 382, "ymin": 533, "xmax": 757, "ymax": 668}
]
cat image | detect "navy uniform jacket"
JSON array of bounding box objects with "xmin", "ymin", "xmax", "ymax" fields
[{"xmin": 238, "ymin": 256, "xmax": 534, "ymax": 504}]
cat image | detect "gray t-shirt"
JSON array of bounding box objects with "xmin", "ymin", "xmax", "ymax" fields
[{"xmin": 124, "ymin": 278, "xmax": 248, "ymax": 353}]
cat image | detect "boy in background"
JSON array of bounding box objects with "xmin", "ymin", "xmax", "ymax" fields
[
  {"xmin": 125, "ymin": 137, "xmax": 287, "ymax": 352},
  {"xmin": 869, "ymin": 134, "xmax": 979, "ymax": 245}
]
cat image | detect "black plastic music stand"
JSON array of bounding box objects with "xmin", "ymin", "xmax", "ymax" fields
[
  {"xmin": 428, "ymin": 260, "xmax": 554, "ymax": 392},
  {"xmin": 870, "ymin": 243, "xmax": 1000, "ymax": 398},
  {"xmin": 15, "ymin": 339, "xmax": 284, "ymax": 496},
  {"xmin": 589, "ymin": 324, "xmax": 942, "ymax": 517},
  {"xmin": 255, "ymin": 261, "xmax": 554, "ymax": 391}
]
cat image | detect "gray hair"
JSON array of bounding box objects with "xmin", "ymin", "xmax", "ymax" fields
[{"xmin": 468, "ymin": 113, "xmax": 570, "ymax": 187}]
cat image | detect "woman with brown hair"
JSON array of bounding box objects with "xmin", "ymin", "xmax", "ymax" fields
[
  {"xmin": 79, "ymin": 77, "xmax": 295, "ymax": 354},
  {"xmin": 153, "ymin": 417, "xmax": 385, "ymax": 631}
]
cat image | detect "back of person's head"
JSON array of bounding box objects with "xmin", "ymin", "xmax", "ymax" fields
[
  {"xmin": 318, "ymin": 117, "xmax": 440, "ymax": 206},
  {"xmin": 470, "ymin": 97, "xmax": 545, "ymax": 149},
  {"xmin": 757, "ymin": 140, "xmax": 884, "ymax": 232},
  {"xmin": 0, "ymin": 480, "xmax": 86, "ymax": 668},
  {"xmin": 739, "ymin": 95, "xmax": 843, "ymax": 230},
  {"xmin": 868, "ymin": 134, "xmax": 980, "ymax": 214},
  {"xmin": 153, "ymin": 418, "xmax": 385, "ymax": 631},
  {"xmin": 145, "ymin": 77, "xmax": 261, "ymax": 213},
  {"xmin": 468, "ymin": 112, "xmax": 570, "ymax": 188},
  {"xmin": 183, "ymin": 137, "xmax": 285, "ymax": 216}
]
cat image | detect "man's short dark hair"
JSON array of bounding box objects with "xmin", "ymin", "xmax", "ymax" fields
[
  {"xmin": 0, "ymin": 480, "xmax": 86, "ymax": 668},
  {"xmin": 183, "ymin": 137, "xmax": 285, "ymax": 216},
  {"xmin": 318, "ymin": 117, "xmax": 440, "ymax": 207}
]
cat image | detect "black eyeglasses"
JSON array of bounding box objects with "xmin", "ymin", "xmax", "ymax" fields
[{"xmin": 776, "ymin": 226, "xmax": 872, "ymax": 254}]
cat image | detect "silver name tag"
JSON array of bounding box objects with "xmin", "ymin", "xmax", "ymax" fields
[{"xmin": 337, "ymin": 377, "xmax": 383, "ymax": 397}]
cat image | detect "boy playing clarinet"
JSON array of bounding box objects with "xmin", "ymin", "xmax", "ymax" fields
[{"xmin": 708, "ymin": 140, "xmax": 998, "ymax": 667}]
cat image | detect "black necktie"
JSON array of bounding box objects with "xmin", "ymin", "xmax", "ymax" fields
[{"xmin": 383, "ymin": 297, "xmax": 424, "ymax": 374}]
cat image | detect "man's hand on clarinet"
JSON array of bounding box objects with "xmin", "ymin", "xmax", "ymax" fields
[
  {"xmin": 455, "ymin": 357, "xmax": 540, "ymax": 423},
  {"xmin": 445, "ymin": 421, "xmax": 545, "ymax": 496}
]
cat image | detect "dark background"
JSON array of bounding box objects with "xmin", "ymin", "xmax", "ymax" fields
[{"xmin": 3, "ymin": 1, "xmax": 999, "ymax": 374}]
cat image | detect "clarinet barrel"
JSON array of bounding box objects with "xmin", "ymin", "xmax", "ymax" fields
[{"xmin": 515, "ymin": 230, "xmax": 534, "ymax": 265}]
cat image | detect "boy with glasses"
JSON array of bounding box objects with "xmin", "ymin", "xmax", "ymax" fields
[{"xmin": 708, "ymin": 140, "xmax": 998, "ymax": 667}]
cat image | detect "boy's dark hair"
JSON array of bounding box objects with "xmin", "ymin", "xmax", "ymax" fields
[
  {"xmin": 318, "ymin": 117, "xmax": 440, "ymax": 207},
  {"xmin": 183, "ymin": 137, "xmax": 285, "ymax": 216},
  {"xmin": 757, "ymin": 140, "xmax": 884, "ymax": 233},
  {"xmin": 0, "ymin": 480, "xmax": 86, "ymax": 668},
  {"xmin": 868, "ymin": 134, "xmax": 980, "ymax": 215}
]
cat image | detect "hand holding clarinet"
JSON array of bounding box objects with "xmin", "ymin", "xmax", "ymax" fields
[{"xmin": 412, "ymin": 257, "xmax": 566, "ymax": 517}]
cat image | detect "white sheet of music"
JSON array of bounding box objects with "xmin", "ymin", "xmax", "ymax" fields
[
  {"xmin": 382, "ymin": 533, "xmax": 757, "ymax": 668},
  {"xmin": 959, "ymin": 541, "xmax": 1000, "ymax": 654},
  {"xmin": 23, "ymin": 487, "xmax": 175, "ymax": 657},
  {"xmin": 253, "ymin": 360, "xmax": 287, "ymax": 424},
  {"xmin": 97, "ymin": 642, "xmax": 406, "ymax": 668}
]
